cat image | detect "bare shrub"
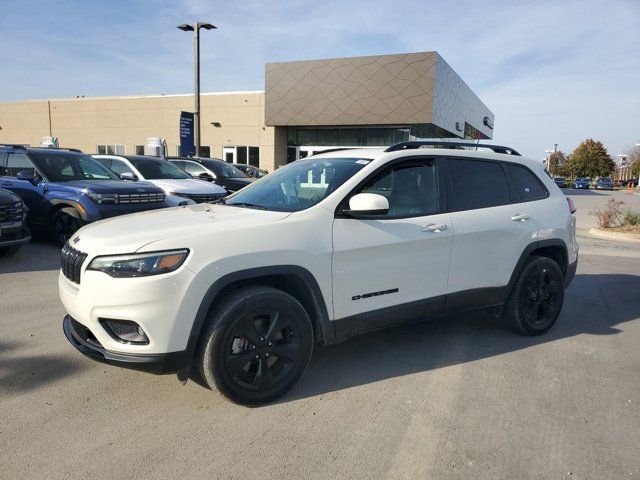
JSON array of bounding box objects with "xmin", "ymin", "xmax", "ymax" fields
[{"xmin": 591, "ymin": 199, "xmax": 625, "ymax": 228}]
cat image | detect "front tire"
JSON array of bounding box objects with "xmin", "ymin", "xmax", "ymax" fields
[
  {"xmin": 504, "ymin": 256, "xmax": 565, "ymax": 335},
  {"xmin": 51, "ymin": 209, "xmax": 82, "ymax": 246},
  {"xmin": 196, "ymin": 286, "xmax": 314, "ymax": 406}
]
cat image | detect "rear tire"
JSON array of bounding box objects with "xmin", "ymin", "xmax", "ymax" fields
[
  {"xmin": 504, "ymin": 256, "xmax": 564, "ymax": 335},
  {"xmin": 196, "ymin": 285, "xmax": 314, "ymax": 406}
]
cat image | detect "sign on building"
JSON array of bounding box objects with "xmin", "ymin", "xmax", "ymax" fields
[{"xmin": 180, "ymin": 111, "xmax": 195, "ymax": 157}]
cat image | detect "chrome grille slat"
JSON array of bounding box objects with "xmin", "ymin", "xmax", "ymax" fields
[
  {"xmin": 0, "ymin": 203, "xmax": 23, "ymax": 224},
  {"xmin": 180, "ymin": 193, "xmax": 224, "ymax": 203},
  {"xmin": 116, "ymin": 192, "xmax": 164, "ymax": 204}
]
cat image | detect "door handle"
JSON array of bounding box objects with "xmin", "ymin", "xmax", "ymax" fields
[
  {"xmin": 1, "ymin": 181, "xmax": 12, "ymax": 186},
  {"xmin": 511, "ymin": 213, "xmax": 530, "ymax": 222},
  {"xmin": 422, "ymin": 223, "xmax": 448, "ymax": 232}
]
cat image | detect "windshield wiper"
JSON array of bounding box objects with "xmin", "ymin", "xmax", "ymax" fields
[{"xmin": 227, "ymin": 202, "xmax": 266, "ymax": 210}]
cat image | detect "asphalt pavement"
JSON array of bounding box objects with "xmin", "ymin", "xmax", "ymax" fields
[{"xmin": 0, "ymin": 190, "xmax": 638, "ymax": 479}]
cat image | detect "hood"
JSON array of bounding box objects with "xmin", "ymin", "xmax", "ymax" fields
[
  {"xmin": 147, "ymin": 179, "xmax": 227, "ymax": 195},
  {"xmin": 70, "ymin": 203, "xmax": 290, "ymax": 254},
  {"xmin": 0, "ymin": 188, "xmax": 19, "ymax": 204},
  {"xmin": 48, "ymin": 180, "xmax": 164, "ymax": 194}
]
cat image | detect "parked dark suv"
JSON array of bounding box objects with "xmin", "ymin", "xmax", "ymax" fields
[
  {"xmin": 0, "ymin": 145, "xmax": 168, "ymax": 243},
  {"xmin": 167, "ymin": 157, "xmax": 254, "ymax": 193},
  {"xmin": 0, "ymin": 187, "xmax": 30, "ymax": 256}
]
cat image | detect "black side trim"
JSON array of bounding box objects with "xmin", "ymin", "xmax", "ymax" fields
[
  {"xmin": 186, "ymin": 265, "xmax": 332, "ymax": 363},
  {"xmin": 443, "ymin": 287, "xmax": 507, "ymax": 314},
  {"xmin": 565, "ymin": 258, "xmax": 577, "ymax": 288},
  {"xmin": 63, "ymin": 315, "xmax": 190, "ymax": 374},
  {"xmin": 334, "ymin": 296, "xmax": 445, "ymax": 341}
]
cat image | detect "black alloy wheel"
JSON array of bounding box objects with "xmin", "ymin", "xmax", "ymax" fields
[
  {"xmin": 52, "ymin": 210, "xmax": 82, "ymax": 246},
  {"xmin": 505, "ymin": 256, "xmax": 565, "ymax": 335},
  {"xmin": 521, "ymin": 265, "xmax": 562, "ymax": 327},
  {"xmin": 197, "ymin": 285, "xmax": 314, "ymax": 405},
  {"xmin": 224, "ymin": 310, "xmax": 301, "ymax": 391}
]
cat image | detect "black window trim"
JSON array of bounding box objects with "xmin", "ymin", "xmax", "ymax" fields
[
  {"xmin": 334, "ymin": 155, "xmax": 446, "ymax": 220},
  {"xmin": 443, "ymin": 156, "xmax": 516, "ymax": 213}
]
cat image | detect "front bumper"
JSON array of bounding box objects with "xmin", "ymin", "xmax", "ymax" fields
[
  {"xmin": 0, "ymin": 223, "xmax": 31, "ymax": 248},
  {"xmin": 63, "ymin": 315, "xmax": 190, "ymax": 374}
]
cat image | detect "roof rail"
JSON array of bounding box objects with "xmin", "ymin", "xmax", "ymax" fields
[
  {"xmin": 385, "ymin": 141, "xmax": 521, "ymax": 156},
  {"xmin": 32, "ymin": 146, "xmax": 83, "ymax": 153},
  {"xmin": 0, "ymin": 144, "xmax": 27, "ymax": 149}
]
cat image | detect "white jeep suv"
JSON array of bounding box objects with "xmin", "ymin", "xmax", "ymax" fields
[{"xmin": 59, "ymin": 141, "xmax": 578, "ymax": 405}]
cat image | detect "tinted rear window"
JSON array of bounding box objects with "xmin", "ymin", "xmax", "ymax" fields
[
  {"xmin": 505, "ymin": 163, "xmax": 548, "ymax": 201},
  {"xmin": 448, "ymin": 159, "xmax": 511, "ymax": 211}
]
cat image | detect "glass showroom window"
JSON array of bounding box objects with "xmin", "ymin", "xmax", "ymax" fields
[
  {"xmin": 224, "ymin": 146, "xmax": 260, "ymax": 167},
  {"xmin": 97, "ymin": 144, "xmax": 125, "ymax": 155},
  {"xmin": 135, "ymin": 145, "xmax": 144, "ymax": 155}
]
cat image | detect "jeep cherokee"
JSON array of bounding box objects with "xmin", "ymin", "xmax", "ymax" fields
[{"xmin": 59, "ymin": 141, "xmax": 578, "ymax": 405}]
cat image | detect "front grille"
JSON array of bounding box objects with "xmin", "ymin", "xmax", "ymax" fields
[
  {"xmin": 0, "ymin": 202, "xmax": 23, "ymax": 224},
  {"xmin": 179, "ymin": 192, "xmax": 225, "ymax": 203},
  {"xmin": 116, "ymin": 192, "xmax": 165, "ymax": 204},
  {"xmin": 70, "ymin": 317, "xmax": 102, "ymax": 347},
  {"xmin": 61, "ymin": 242, "xmax": 88, "ymax": 284}
]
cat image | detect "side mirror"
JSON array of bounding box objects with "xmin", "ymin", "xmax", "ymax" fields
[
  {"xmin": 120, "ymin": 172, "xmax": 138, "ymax": 181},
  {"xmin": 16, "ymin": 170, "xmax": 37, "ymax": 184},
  {"xmin": 198, "ymin": 172, "xmax": 214, "ymax": 181},
  {"xmin": 346, "ymin": 193, "xmax": 389, "ymax": 216}
]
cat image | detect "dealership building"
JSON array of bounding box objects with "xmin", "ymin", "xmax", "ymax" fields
[{"xmin": 0, "ymin": 51, "xmax": 494, "ymax": 172}]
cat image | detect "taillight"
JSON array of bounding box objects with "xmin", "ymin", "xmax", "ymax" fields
[{"xmin": 566, "ymin": 197, "xmax": 576, "ymax": 214}]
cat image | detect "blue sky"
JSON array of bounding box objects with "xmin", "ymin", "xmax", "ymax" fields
[{"xmin": 1, "ymin": 0, "xmax": 639, "ymax": 159}]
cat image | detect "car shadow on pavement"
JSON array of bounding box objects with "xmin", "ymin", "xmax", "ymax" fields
[
  {"xmin": 0, "ymin": 340, "xmax": 85, "ymax": 397},
  {"xmin": 283, "ymin": 273, "xmax": 640, "ymax": 403},
  {"xmin": 0, "ymin": 240, "xmax": 61, "ymax": 275}
]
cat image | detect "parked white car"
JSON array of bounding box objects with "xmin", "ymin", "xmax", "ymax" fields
[
  {"xmin": 93, "ymin": 155, "xmax": 227, "ymax": 206},
  {"xmin": 63, "ymin": 142, "xmax": 578, "ymax": 406}
]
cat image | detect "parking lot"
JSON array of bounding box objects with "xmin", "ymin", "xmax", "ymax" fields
[{"xmin": 1, "ymin": 190, "xmax": 639, "ymax": 479}]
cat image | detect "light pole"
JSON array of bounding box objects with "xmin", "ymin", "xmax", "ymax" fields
[
  {"xmin": 177, "ymin": 22, "xmax": 216, "ymax": 158},
  {"xmin": 545, "ymin": 144, "xmax": 558, "ymax": 176}
]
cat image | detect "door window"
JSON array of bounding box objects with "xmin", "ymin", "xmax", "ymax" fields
[
  {"xmin": 6, "ymin": 153, "xmax": 36, "ymax": 177},
  {"xmin": 183, "ymin": 161, "xmax": 208, "ymax": 177},
  {"xmin": 505, "ymin": 163, "xmax": 548, "ymax": 201},
  {"xmin": 357, "ymin": 161, "xmax": 438, "ymax": 218},
  {"xmin": 110, "ymin": 159, "xmax": 135, "ymax": 176},
  {"xmin": 447, "ymin": 159, "xmax": 510, "ymax": 211}
]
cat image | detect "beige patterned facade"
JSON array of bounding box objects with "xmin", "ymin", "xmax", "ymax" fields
[{"xmin": 265, "ymin": 51, "xmax": 493, "ymax": 139}]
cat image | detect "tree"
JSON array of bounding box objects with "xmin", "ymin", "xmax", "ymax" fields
[
  {"xmin": 547, "ymin": 150, "xmax": 568, "ymax": 177},
  {"xmin": 565, "ymin": 139, "xmax": 616, "ymax": 179},
  {"xmin": 627, "ymin": 146, "xmax": 640, "ymax": 177}
]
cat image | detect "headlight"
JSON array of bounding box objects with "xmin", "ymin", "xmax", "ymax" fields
[
  {"xmin": 87, "ymin": 249, "xmax": 189, "ymax": 278},
  {"xmin": 85, "ymin": 192, "xmax": 117, "ymax": 204}
]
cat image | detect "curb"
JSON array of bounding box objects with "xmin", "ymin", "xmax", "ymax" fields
[{"xmin": 587, "ymin": 228, "xmax": 640, "ymax": 244}]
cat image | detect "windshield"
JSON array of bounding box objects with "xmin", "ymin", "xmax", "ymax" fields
[
  {"xmin": 129, "ymin": 157, "xmax": 191, "ymax": 179},
  {"xmin": 599, "ymin": 178, "xmax": 611, "ymax": 182},
  {"xmin": 30, "ymin": 151, "xmax": 119, "ymax": 181},
  {"xmin": 203, "ymin": 160, "xmax": 247, "ymax": 178},
  {"xmin": 225, "ymin": 157, "xmax": 370, "ymax": 212}
]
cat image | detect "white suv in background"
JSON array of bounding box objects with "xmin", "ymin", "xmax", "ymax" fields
[
  {"xmin": 61, "ymin": 141, "xmax": 578, "ymax": 405},
  {"xmin": 93, "ymin": 155, "xmax": 227, "ymax": 205}
]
